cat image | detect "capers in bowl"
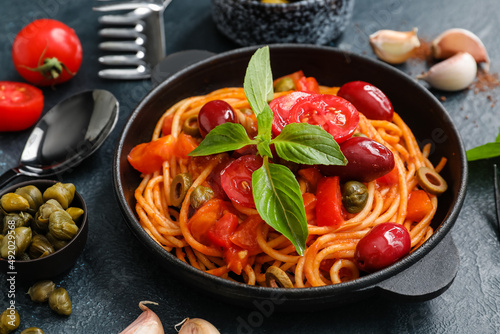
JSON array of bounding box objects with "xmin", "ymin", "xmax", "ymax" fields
[{"xmin": 0, "ymin": 180, "xmax": 88, "ymax": 281}]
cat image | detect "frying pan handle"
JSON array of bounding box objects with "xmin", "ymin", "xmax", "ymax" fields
[
  {"xmin": 376, "ymin": 233, "xmax": 459, "ymax": 302},
  {"xmin": 151, "ymin": 49, "xmax": 216, "ymax": 87}
]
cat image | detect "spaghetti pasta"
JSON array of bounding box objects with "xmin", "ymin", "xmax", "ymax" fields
[{"xmin": 128, "ymin": 82, "xmax": 446, "ymax": 288}]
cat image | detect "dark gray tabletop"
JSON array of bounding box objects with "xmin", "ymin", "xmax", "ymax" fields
[{"xmin": 1, "ymin": 0, "xmax": 500, "ymax": 333}]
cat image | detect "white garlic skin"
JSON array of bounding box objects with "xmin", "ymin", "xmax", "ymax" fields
[
  {"xmin": 177, "ymin": 318, "xmax": 220, "ymax": 334},
  {"xmin": 432, "ymin": 28, "xmax": 489, "ymax": 69},
  {"xmin": 369, "ymin": 28, "xmax": 420, "ymax": 64},
  {"xmin": 120, "ymin": 301, "xmax": 165, "ymax": 334},
  {"xmin": 417, "ymin": 52, "xmax": 477, "ymax": 91}
]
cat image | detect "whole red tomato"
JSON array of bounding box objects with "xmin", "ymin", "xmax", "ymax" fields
[
  {"xmin": 0, "ymin": 82, "xmax": 44, "ymax": 132},
  {"xmin": 12, "ymin": 19, "xmax": 83, "ymax": 86}
]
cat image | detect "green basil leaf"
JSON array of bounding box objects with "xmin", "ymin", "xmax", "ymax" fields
[
  {"xmin": 244, "ymin": 46, "xmax": 274, "ymax": 116},
  {"xmin": 188, "ymin": 123, "xmax": 256, "ymax": 156},
  {"xmin": 252, "ymin": 158, "xmax": 308, "ymax": 255},
  {"xmin": 255, "ymin": 104, "xmax": 274, "ymax": 157},
  {"xmin": 272, "ymin": 123, "xmax": 347, "ymax": 166},
  {"xmin": 466, "ymin": 142, "xmax": 500, "ymax": 161}
]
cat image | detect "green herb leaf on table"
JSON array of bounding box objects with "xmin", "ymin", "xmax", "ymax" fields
[
  {"xmin": 272, "ymin": 122, "xmax": 347, "ymax": 166},
  {"xmin": 466, "ymin": 128, "xmax": 500, "ymax": 161},
  {"xmin": 188, "ymin": 123, "xmax": 256, "ymax": 157},
  {"xmin": 252, "ymin": 157, "xmax": 309, "ymax": 255}
]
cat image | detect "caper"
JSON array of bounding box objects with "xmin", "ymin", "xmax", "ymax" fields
[
  {"xmin": 2, "ymin": 212, "xmax": 33, "ymax": 235},
  {"xmin": 15, "ymin": 185, "xmax": 43, "ymax": 212},
  {"xmin": 29, "ymin": 235, "xmax": 55, "ymax": 259},
  {"xmin": 342, "ymin": 181, "xmax": 369, "ymax": 213},
  {"xmin": 66, "ymin": 207, "xmax": 84, "ymax": 222},
  {"xmin": 43, "ymin": 183, "xmax": 75, "ymax": 209},
  {"xmin": 48, "ymin": 211, "xmax": 79, "ymax": 240},
  {"xmin": 416, "ymin": 167, "xmax": 448, "ymax": 195},
  {"xmin": 48, "ymin": 287, "xmax": 72, "ymax": 315},
  {"xmin": 20, "ymin": 328, "xmax": 45, "ymax": 334},
  {"xmin": 190, "ymin": 186, "xmax": 215, "ymax": 209},
  {"xmin": 170, "ymin": 173, "xmax": 193, "ymax": 207},
  {"xmin": 182, "ymin": 114, "xmax": 201, "ymax": 137},
  {"xmin": 0, "ymin": 193, "xmax": 30, "ymax": 213},
  {"xmin": 0, "ymin": 237, "xmax": 8, "ymax": 259},
  {"xmin": 45, "ymin": 232, "xmax": 68, "ymax": 251},
  {"xmin": 265, "ymin": 266, "xmax": 294, "ymax": 288},
  {"xmin": 34, "ymin": 199, "xmax": 64, "ymax": 233},
  {"xmin": 14, "ymin": 227, "xmax": 32, "ymax": 258},
  {"xmin": 352, "ymin": 132, "xmax": 368, "ymax": 138},
  {"xmin": 273, "ymin": 77, "xmax": 295, "ymax": 92},
  {"xmin": 28, "ymin": 280, "xmax": 56, "ymax": 303},
  {"xmin": 0, "ymin": 308, "xmax": 20, "ymax": 334}
]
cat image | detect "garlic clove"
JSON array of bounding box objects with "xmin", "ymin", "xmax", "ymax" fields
[
  {"xmin": 432, "ymin": 28, "xmax": 489, "ymax": 70},
  {"xmin": 417, "ymin": 52, "xmax": 477, "ymax": 91},
  {"xmin": 176, "ymin": 318, "xmax": 220, "ymax": 334},
  {"xmin": 369, "ymin": 28, "xmax": 421, "ymax": 64},
  {"xmin": 120, "ymin": 301, "xmax": 165, "ymax": 334}
]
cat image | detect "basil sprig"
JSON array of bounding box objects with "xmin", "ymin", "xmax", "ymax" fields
[
  {"xmin": 189, "ymin": 46, "xmax": 347, "ymax": 255},
  {"xmin": 467, "ymin": 128, "xmax": 500, "ymax": 161}
]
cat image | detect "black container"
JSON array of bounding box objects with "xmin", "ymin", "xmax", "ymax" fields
[
  {"xmin": 0, "ymin": 179, "xmax": 88, "ymax": 282},
  {"xmin": 113, "ymin": 45, "xmax": 467, "ymax": 311}
]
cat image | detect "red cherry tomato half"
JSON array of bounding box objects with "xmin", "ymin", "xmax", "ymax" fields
[
  {"xmin": 337, "ymin": 81, "xmax": 394, "ymax": 121},
  {"xmin": 289, "ymin": 94, "xmax": 360, "ymax": 143},
  {"xmin": 269, "ymin": 91, "xmax": 312, "ymax": 136},
  {"xmin": 355, "ymin": 222, "xmax": 411, "ymax": 273},
  {"xmin": 12, "ymin": 19, "xmax": 82, "ymax": 86},
  {"xmin": 220, "ymin": 155, "xmax": 263, "ymax": 208},
  {"xmin": 0, "ymin": 81, "xmax": 44, "ymax": 132}
]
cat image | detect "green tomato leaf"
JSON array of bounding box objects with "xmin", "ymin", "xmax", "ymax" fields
[
  {"xmin": 272, "ymin": 123, "xmax": 347, "ymax": 166},
  {"xmin": 188, "ymin": 123, "xmax": 256, "ymax": 157},
  {"xmin": 252, "ymin": 158, "xmax": 308, "ymax": 255}
]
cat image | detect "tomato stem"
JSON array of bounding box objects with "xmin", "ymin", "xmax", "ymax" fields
[{"xmin": 19, "ymin": 57, "xmax": 75, "ymax": 81}]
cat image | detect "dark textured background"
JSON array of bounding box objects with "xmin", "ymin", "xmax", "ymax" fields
[{"xmin": 1, "ymin": 0, "xmax": 499, "ymax": 333}]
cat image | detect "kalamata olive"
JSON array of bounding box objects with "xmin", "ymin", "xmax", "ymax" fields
[
  {"xmin": 355, "ymin": 222, "xmax": 411, "ymax": 273},
  {"xmin": 198, "ymin": 100, "xmax": 236, "ymax": 138},
  {"xmin": 320, "ymin": 137, "xmax": 395, "ymax": 182},
  {"xmin": 337, "ymin": 81, "xmax": 394, "ymax": 121},
  {"xmin": 341, "ymin": 181, "xmax": 368, "ymax": 213}
]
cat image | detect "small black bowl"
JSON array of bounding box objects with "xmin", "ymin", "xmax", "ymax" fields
[
  {"xmin": 211, "ymin": 0, "xmax": 355, "ymax": 46},
  {"xmin": 114, "ymin": 45, "xmax": 467, "ymax": 310},
  {"xmin": 0, "ymin": 179, "xmax": 88, "ymax": 282}
]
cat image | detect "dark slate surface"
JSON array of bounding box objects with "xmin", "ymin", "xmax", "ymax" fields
[{"xmin": 1, "ymin": 0, "xmax": 500, "ymax": 333}]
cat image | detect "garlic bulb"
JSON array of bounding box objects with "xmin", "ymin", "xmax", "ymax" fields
[
  {"xmin": 417, "ymin": 52, "xmax": 477, "ymax": 91},
  {"xmin": 369, "ymin": 28, "xmax": 420, "ymax": 64},
  {"xmin": 120, "ymin": 301, "xmax": 164, "ymax": 334},
  {"xmin": 176, "ymin": 318, "xmax": 220, "ymax": 334},
  {"xmin": 432, "ymin": 28, "xmax": 489, "ymax": 70}
]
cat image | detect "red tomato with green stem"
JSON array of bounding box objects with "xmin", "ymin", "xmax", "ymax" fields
[
  {"xmin": 12, "ymin": 19, "xmax": 82, "ymax": 86},
  {"xmin": 0, "ymin": 82, "xmax": 44, "ymax": 132}
]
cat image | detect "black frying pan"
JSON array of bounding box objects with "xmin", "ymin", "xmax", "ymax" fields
[{"xmin": 113, "ymin": 45, "xmax": 467, "ymax": 311}]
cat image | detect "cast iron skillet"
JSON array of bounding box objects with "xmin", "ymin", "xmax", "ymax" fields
[{"xmin": 113, "ymin": 45, "xmax": 467, "ymax": 311}]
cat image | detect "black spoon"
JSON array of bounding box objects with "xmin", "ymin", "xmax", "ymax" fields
[{"xmin": 0, "ymin": 89, "xmax": 119, "ymax": 188}]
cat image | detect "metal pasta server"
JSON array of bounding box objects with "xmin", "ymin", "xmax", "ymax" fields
[{"xmin": 93, "ymin": 0, "xmax": 171, "ymax": 80}]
